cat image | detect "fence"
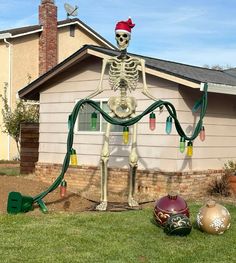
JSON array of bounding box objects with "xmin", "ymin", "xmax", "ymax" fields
[{"xmin": 20, "ymin": 123, "xmax": 39, "ymax": 174}]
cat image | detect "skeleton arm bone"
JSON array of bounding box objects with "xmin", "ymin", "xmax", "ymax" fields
[
  {"xmin": 140, "ymin": 58, "xmax": 158, "ymax": 101},
  {"xmin": 85, "ymin": 58, "xmax": 109, "ymax": 99}
]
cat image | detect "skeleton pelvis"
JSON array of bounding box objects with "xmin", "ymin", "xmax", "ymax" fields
[{"xmin": 108, "ymin": 96, "xmax": 137, "ymax": 118}]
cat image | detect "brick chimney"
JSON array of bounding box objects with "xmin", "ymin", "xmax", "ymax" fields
[{"xmin": 39, "ymin": 0, "xmax": 58, "ymax": 75}]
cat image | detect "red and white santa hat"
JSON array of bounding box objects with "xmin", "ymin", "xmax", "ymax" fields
[{"xmin": 115, "ymin": 17, "xmax": 135, "ymax": 35}]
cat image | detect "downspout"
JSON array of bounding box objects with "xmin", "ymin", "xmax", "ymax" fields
[{"xmin": 3, "ymin": 38, "xmax": 12, "ymax": 160}]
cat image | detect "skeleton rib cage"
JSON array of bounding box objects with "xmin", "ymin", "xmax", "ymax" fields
[{"xmin": 108, "ymin": 57, "xmax": 140, "ymax": 93}]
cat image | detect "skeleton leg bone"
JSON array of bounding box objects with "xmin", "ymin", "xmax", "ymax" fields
[
  {"xmin": 128, "ymin": 115, "xmax": 139, "ymax": 207},
  {"xmin": 96, "ymin": 113, "xmax": 114, "ymax": 211}
]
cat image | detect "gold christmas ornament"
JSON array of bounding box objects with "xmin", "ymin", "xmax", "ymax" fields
[{"xmin": 196, "ymin": 200, "xmax": 231, "ymax": 235}]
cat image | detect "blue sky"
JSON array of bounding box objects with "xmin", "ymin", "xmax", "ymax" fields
[{"xmin": 0, "ymin": 0, "xmax": 236, "ymax": 67}]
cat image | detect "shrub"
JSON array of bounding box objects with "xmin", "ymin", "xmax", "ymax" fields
[
  {"xmin": 207, "ymin": 173, "xmax": 231, "ymax": 197},
  {"xmin": 224, "ymin": 160, "xmax": 236, "ymax": 176}
]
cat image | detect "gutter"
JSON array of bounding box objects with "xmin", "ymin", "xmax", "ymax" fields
[
  {"xmin": 0, "ymin": 29, "xmax": 42, "ymax": 39},
  {"xmin": 200, "ymin": 82, "xmax": 236, "ymax": 95},
  {"xmin": 11, "ymin": 28, "xmax": 42, "ymax": 38}
]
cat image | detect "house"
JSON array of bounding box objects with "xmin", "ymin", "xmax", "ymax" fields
[
  {"xmin": 0, "ymin": 0, "xmax": 114, "ymax": 160},
  {"xmin": 18, "ymin": 44, "xmax": 236, "ymax": 201}
]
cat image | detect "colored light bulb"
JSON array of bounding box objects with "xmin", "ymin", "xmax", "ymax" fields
[
  {"xmin": 199, "ymin": 126, "xmax": 205, "ymax": 141},
  {"xmin": 179, "ymin": 137, "xmax": 186, "ymax": 153},
  {"xmin": 91, "ymin": 112, "xmax": 97, "ymax": 130},
  {"xmin": 70, "ymin": 148, "xmax": 78, "ymax": 165},
  {"xmin": 187, "ymin": 141, "xmax": 193, "ymax": 157},
  {"xmin": 165, "ymin": 116, "xmax": 172, "ymax": 134},
  {"xmin": 123, "ymin": 127, "xmax": 129, "ymax": 144},
  {"xmin": 149, "ymin": 112, "xmax": 156, "ymax": 131},
  {"xmin": 60, "ymin": 180, "xmax": 67, "ymax": 198}
]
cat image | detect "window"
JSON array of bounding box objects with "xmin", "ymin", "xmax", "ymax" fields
[{"xmin": 77, "ymin": 99, "xmax": 123, "ymax": 132}]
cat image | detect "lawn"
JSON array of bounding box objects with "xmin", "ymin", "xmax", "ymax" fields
[
  {"xmin": 0, "ymin": 203, "xmax": 236, "ymax": 263},
  {"xmin": 0, "ymin": 166, "xmax": 20, "ymax": 176},
  {"xmin": 0, "ymin": 164, "xmax": 20, "ymax": 176}
]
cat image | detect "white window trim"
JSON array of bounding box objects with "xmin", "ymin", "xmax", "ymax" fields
[{"xmin": 74, "ymin": 98, "xmax": 122, "ymax": 135}]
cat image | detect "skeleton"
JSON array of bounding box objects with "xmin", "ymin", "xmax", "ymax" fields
[{"xmin": 86, "ymin": 19, "xmax": 157, "ymax": 210}]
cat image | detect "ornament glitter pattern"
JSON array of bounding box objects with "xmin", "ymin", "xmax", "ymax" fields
[
  {"xmin": 164, "ymin": 214, "xmax": 192, "ymax": 236},
  {"xmin": 196, "ymin": 200, "xmax": 231, "ymax": 235},
  {"xmin": 153, "ymin": 192, "xmax": 189, "ymax": 227}
]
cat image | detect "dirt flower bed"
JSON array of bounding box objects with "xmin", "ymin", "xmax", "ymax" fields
[
  {"xmin": 0, "ymin": 175, "xmax": 97, "ymax": 215},
  {"xmin": 1, "ymin": 175, "xmax": 235, "ymax": 215}
]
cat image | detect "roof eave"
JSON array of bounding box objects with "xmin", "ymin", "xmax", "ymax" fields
[
  {"xmin": 19, "ymin": 46, "xmax": 90, "ymax": 100},
  {"xmin": 0, "ymin": 19, "xmax": 115, "ymax": 49},
  {"xmin": 58, "ymin": 20, "xmax": 115, "ymax": 50},
  {"xmin": 11, "ymin": 28, "xmax": 43, "ymax": 38},
  {"xmin": 19, "ymin": 45, "xmax": 236, "ymax": 100},
  {"xmin": 201, "ymin": 82, "xmax": 236, "ymax": 95},
  {"xmin": 87, "ymin": 48, "xmax": 201, "ymax": 88}
]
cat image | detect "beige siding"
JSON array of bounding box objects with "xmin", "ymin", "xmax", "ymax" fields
[
  {"xmin": 39, "ymin": 57, "xmax": 236, "ymax": 172},
  {"xmin": 176, "ymin": 86, "xmax": 236, "ymax": 170}
]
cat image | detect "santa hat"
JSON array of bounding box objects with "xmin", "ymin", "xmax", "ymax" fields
[{"xmin": 115, "ymin": 18, "xmax": 135, "ymax": 34}]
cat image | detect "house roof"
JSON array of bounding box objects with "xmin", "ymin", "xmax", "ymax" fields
[
  {"xmin": 224, "ymin": 68, "xmax": 236, "ymax": 78},
  {"xmin": 19, "ymin": 45, "xmax": 236, "ymax": 100},
  {"xmin": 0, "ymin": 18, "xmax": 115, "ymax": 49},
  {"xmin": 90, "ymin": 46, "xmax": 236, "ymax": 86}
]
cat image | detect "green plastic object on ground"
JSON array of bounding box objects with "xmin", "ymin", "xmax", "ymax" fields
[
  {"xmin": 7, "ymin": 192, "xmax": 34, "ymax": 214},
  {"xmin": 37, "ymin": 199, "xmax": 48, "ymax": 213}
]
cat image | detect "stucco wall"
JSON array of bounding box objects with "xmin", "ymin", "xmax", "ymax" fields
[
  {"xmin": 0, "ymin": 35, "xmax": 39, "ymax": 159},
  {"xmin": 0, "ymin": 42, "xmax": 10, "ymax": 159},
  {"xmin": 58, "ymin": 25, "xmax": 104, "ymax": 63},
  {"xmin": 0, "ymin": 25, "xmax": 109, "ymax": 160}
]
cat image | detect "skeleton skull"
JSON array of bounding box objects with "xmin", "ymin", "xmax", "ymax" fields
[{"xmin": 115, "ymin": 31, "xmax": 130, "ymax": 51}]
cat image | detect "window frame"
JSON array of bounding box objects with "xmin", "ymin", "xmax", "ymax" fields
[{"xmin": 75, "ymin": 98, "xmax": 122, "ymax": 135}]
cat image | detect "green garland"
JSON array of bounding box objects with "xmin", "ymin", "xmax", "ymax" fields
[{"xmin": 33, "ymin": 84, "xmax": 208, "ymax": 205}]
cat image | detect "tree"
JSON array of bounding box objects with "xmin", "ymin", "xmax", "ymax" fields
[
  {"xmin": 203, "ymin": 64, "xmax": 232, "ymax": 70},
  {"xmin": 0, "ymin": 83, "xmax": 39, "ymax": 156}
]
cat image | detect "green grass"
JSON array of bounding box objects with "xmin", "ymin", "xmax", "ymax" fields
[
  {"xmin": 0, "ymin": 166, "xmax": 20, "ymax": 176},
  {"xmin": 0, "ymin": 204, "xmax": 236, "ymax": 263},
  {"xmin": 0, "ymin": 160, "xmax": 19, "ymax": 164}
]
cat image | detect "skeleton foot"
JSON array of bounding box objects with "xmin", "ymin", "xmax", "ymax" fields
[
  {"xmin": 96, "ymin": 201, "xmax": 108, "ymax": 211},
  {"xmin": 128, "ymin": 197, "xmax": 139, "ymax": 207}
]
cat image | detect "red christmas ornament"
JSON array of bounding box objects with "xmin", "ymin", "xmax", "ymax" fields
[{"xmin": 153, "ymin": 192, "xmax": 190, "ymax": 227}]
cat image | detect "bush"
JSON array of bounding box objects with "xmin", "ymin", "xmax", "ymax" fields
[
  {"xmin": 207, "ymin": 173, "xmax": 231, "ymax": 197},
  {"xmin": 0, "ymin": 84, "xmax": 39, "ymax": 155},
  {"xmin": 224, "ymin": 160, "xmax": 236, "ymax": 176}
]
